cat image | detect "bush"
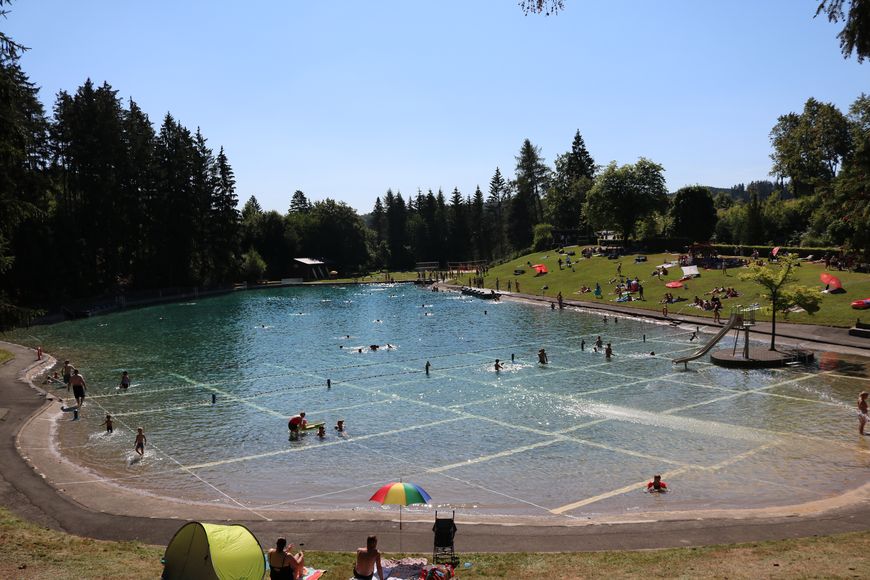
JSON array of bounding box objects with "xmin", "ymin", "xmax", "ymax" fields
[
  {"xmin": 241, "ymin": 249, "xmax": 267, "ymax": 283},
  {"xmin": 532, "ymin": 223, "xmax": 554, "ymax": 251}
]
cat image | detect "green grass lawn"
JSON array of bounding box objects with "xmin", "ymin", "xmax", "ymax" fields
[
  {"xmin": 477, "ymin": 247, "xmax": 870, "ymax": 328},
  {"xmin": 0, "ymin": 349, "xmax": 12, "ymax": 365},
  {"xmin": 1, "ymin": 507, "xmax": 867, "ymax": 579}
]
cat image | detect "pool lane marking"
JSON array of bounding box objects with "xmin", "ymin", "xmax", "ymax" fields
[
  {"xmin": 181, "ymin": 417, "xmax": 466, "ymax": 471},
  {"xmin": 661, "ymin": 372, "xmax": 819, "ymax": 415},
  {"xmin": 426, "ymin": 439, "xmax": 564, "ymax": 474},
  {"xmin": 347, "ymin": 437, "xmax": 566, "ymax": 517},
  {"xmin": 301, "ymin": 371, "xmax": 701, "ymax": 468},
  {"xmin": 79, "ymin": 394, "xmax": 274, "ymax": 521},
  {"xmin": 549, "ymin": 466, "xmax": 696, "ymax": 514},
  {"xmin": 170, "ymin": 373, "xmax": 285, "ymax": 418},
  {"xmin": 550, "ymin": 442, "xmax": 783, "ymax": 515}
]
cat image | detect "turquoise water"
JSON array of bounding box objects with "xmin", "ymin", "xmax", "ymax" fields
[{"xmin": 8, "ymin": 284, "xmax": 870, "ymax": 519}]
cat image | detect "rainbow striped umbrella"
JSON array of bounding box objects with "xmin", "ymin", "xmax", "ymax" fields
[{"xmin": 369, "ymin": 482, "xmax": 431, "ymax": 530}]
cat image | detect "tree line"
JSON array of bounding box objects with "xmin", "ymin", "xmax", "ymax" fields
[{"xmin": 2, "ymin": 3, "xmax": 869, "ymax": 329}]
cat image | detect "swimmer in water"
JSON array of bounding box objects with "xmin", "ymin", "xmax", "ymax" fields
[
  {"xmin": 119, "ymin": 371, "xmax": 130, "ymax": 390},
  {"xmin": 317, "ymin": 425, "xmax": 326, "ymax": 438},
  {"xmin": 335, "ymin": 420, "xmax": 345, "ymax": 432},
  {"xmin": 605, "ymin": 343, "xmax": 613, "ymax": 359},
  {"xmin": 647, "ymin": 474, "xmax": 667, "ymax": 493},
  {"xmin": 538, "ymin": 349, "xmax": 548, "ymax": 364},
  {"xmin": 494, "ymin": 359, "xmax": 503, "ymax": 371},
  {"xmin": 101, "ymin": 414, "xmax": 113, "ymax": 433}
]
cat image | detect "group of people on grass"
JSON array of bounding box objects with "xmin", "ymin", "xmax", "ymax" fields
[{"xmin": 268, "ymin": 534, "xmax": 382, "ymax": 580}]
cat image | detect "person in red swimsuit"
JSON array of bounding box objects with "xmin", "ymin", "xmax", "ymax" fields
[{"xmin": 647, "ymin": 474, "xmax": 668, "ymax": 492}]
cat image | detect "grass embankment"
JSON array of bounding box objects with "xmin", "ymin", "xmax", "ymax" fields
[
  {"xmin": 1, "ymin": 507, "xmax": 868, "ymax": 579},
  {"xmin": 0, "ymin": 349, "xmax": 13, "ymax": 365},
  {"xmin": 478, "ymin": 247, "xmax": 870, "ymax": 328}
]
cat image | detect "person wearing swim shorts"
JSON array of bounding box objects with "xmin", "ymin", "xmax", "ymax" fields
[
  {"xmin": 134, "ymin": 427, "xmax": 146, "ymax": 456},
  {"xmin": 353, "ymin": 535, "xmax": 383, "ymax": 580},
  {"xmin": 69, "ymin": 369, "xmax": 87, "ymax": 407}
]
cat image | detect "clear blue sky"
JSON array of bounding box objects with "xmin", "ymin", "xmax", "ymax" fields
[{"xmin": 7, "ymin": 0, "xmax": 866, "ymax": 213}]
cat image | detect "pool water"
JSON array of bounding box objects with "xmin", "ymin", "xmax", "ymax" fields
[{"xmin": 9, "ymin": 285, "xmax": 870, "ymax": 520}]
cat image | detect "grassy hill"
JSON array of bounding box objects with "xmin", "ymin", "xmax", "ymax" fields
[{"xmin": 475, "ymin": 246, "xmax": 870, "ymax": 328}]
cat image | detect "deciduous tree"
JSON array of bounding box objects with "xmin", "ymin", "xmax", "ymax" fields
[{"xmin": 584, "ymin": 158, "xmax": 668, "ymax": 244}]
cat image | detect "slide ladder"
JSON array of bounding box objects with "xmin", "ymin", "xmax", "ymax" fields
[{"xmin": 672, "ymin": 314, "xmax": 742, "ymax": 367}]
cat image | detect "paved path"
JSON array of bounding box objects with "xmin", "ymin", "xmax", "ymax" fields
[{"xmin": 2, "ymin": 323, "xmax": 869, "ymax": 554}]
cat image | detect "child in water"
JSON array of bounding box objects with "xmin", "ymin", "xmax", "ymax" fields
[
  {"xmin": 119, "ymin": 371, "xmax": 131, "ymax": 390},
  {"xmin": 317, "ymin": 425, "xmax": 326, "ymax": 438},
  {"xmin": 647, "ymin": 474, "xmax": 668, "ymax": 492},
  {"xmin": 134, "ymin": 427, "xmax": 147, "ymax": 456},
  {"xmin": 101, "ymin": 414, "xmax": 113, "ymax": 433}
]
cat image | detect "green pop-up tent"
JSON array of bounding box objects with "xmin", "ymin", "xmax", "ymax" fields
[{"xmin": 162, "ymin": 522, "xmax": 265, "ymax": 580}]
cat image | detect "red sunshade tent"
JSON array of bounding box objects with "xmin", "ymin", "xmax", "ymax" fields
[
  {"xmin": 532, "ymin": 264, "xmax": 548, "ymax": 274},
  {"xmin": 820, "ymin": 272, "xmax": 842, "ymax": 290},
  {"xmin": 665, "ymin": 281, "xmax": 683, "ymax": 289},
  {"xmin": 772, "ymin": 246, "xmax": 781, "ymax": 256}
]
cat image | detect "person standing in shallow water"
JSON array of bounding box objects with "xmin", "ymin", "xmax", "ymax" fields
[
  {"xmin": 538, "ymin": 349, "xmax": 548, "ymax": 364},
  {"xmin": 859, "ymin": 391, "xmax": 869, "ymax": 436},
  {"xmin": 69, "ymin": 369, "xmax": 87, "ymax": 407}
]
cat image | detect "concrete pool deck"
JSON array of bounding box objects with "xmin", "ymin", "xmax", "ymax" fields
[{"xmin": 2, "ymin": 294, "xmax": 870, "ymax": 552}]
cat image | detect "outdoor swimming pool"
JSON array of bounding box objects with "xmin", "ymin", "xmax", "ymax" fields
[{"xmin": 9, "ymin": 284, "xmax": 870, "ymax": 521}]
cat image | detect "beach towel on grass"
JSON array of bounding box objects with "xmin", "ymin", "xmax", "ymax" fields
[{"xmin": 303, "ymin": 567, "xmax": 325, "ymax": 580}]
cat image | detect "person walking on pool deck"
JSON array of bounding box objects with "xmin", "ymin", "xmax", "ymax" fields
[
  {"xmin": 859, "ymin": 391, "xmax": 869, "ymax": 435},
  {"xmin": 268, "ymin": 537, "xmax": 304, "ymax": 580},
  {"xmin": 69, "ymin": 369, "xmax": 87, "ymax": 407},
  {"xmin": 134, "ymin": 427, "xmax": 146, "ymax": 456},
  {"xmin": 354, "ymin": 535, "xmax": 384, "ymax": 580}
]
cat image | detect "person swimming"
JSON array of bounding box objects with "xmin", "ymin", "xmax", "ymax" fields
[{"xmin": 647, "ymin": 474, "xmax": 668, "ymax": 492}]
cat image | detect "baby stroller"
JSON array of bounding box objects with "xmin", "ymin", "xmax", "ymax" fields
[{"xmin": 432, "ymin": 510, "xmax": 458, "ymax": 566}]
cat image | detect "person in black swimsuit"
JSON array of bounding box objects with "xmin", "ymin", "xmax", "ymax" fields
[{"xmin": 268, "ymin": 537, "xmax": 304, "ymax": 579}]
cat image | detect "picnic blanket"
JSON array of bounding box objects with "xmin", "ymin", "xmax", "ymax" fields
[
  {"xmin": 303, "ymin": 567, "xmax": 325, "ymax": 580},
  {"xmin": 375, "ymin": 557, "xmax": 429, "ymax": 580}
]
